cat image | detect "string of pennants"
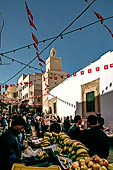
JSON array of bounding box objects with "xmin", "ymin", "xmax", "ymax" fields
[
  {"xmin": 47, "ymin": 63, "xmax": 113, "ymax": 80},
  {"xmin": 25, "ymin": 1, "xmax": 45, "ymax": 69},
  {"xmin": 25, "ymin": 1, "xmax": 48, "ymax": 94},
  {"xmin": 1, "ymin": 94, "xmax": 43, "ymax": 105},
  {"xmin": 25, "ymin": 0, "xmax": 113, "ymax": 96},
  {"xmin": 1, "ymin": 1, "xmax": 113, "ymax": 108},
  {"xmin": 0, "ymin": 62, "xmax": 113, "ymax": 90},
  {"xmin": 84, "ymin": 0, "xmax": 113, "ymax": 38},
  {"xmin": 0, "ymin": 81, "xmax": 32, "ymax": 89},
  {"xmin": 2, "ymin": 1, "xmax": 110, "ymax": 99},
  {"xmin": 1, "ymin": 76, "xmax": 113, "ymax": 106},
  {"xmin": 1, "ymin": 92, "xmax": 76, "ymax": 108}
]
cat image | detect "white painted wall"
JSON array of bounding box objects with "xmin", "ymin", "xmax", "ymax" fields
[{"xmin": 48, "ymin": 51, "xmax": 113, "ymax": 129}]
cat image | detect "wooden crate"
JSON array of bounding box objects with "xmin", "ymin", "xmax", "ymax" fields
[{"xmin": 11, "ymin": 163, "xmax": 61, "ymax": 170}]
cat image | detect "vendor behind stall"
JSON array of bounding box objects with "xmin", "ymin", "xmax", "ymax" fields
[
  {"xmin": 0, "ymin": 116, "xmax": 27, "ymax": 170},
  {"xmin": 82, "ymin": 115, "xmax": 110, "ymax": 159},
  {"xmin": 67, "ymin": 115, "xmax": 82, "ymax": 141}
]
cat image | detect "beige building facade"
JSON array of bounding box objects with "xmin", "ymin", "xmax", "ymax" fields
[
  {"xmin": 5, "ymin": 85, "xmax": 17, "ymax": 100},
  {"xmin": 17, "ymin": 73, "xmax": 42, "ymax": 111},
  {"xmin": 42, "ymin": 48, "xmax": 67, "ymax": 114}
]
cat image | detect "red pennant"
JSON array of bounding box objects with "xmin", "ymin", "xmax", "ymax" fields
[
  {"xmin": 110, "ymin": 63, "xmax": 113, "ymax": 68},
  {"xmin": 104, "ymin": 65, "xmax": 108, "ymax": 70},
  {"xmin": 73, "ymin": 72, "xmax": 77, "ymax": 76},
  {"xmin": 42, "ymin": 74, "xmax": 45, "ymax": 81},
  {"xmin": 61, "ymin": 75, "xmax": 64, "ymax": 79},
  {"xmin": 88, "ymin": 69, "xmax": 92, "ymax": 73},
  {"xmin": 67, "ymin": 74, "xmax": 70, "ymax": 78},
  {"xmin": 29, "ymin": 81, "xmax": 32, "ymax": 84},
  {"xmin": 39, "ymin": 58, "xmax": 45, "ymax": 64},
  {"xmin": 54, "ymin": 76, "xmax": 57, "ymax": 80},
  {"xmin": 95, "ymin": 67, "xmax": 100, "ymax": 71},
  {"xmin": 34, "ymin": 43, "xmax": 39, "ymax": 51},
  {"xmin": 81, "ymin": 71, "xmax": 84, "ymax": 75},
  {"xmin": 36, "ymin": 52, "xmax": 45, "ymax": 64},
  {"xmin": 46, "ymin": 90, "xmax": 50, "ymax": 95},
  {"xmin": 94, "ymin": 11, "xmax": 104, "ymax": 24},
  {"xmin": 5, "ymin": 84, "xmax": 9, "ymax": 89},
  {"xmin": 104, "ymin": 25, "xmax": 113, "ymax": 38},
  {"xmin": 28, "ymin": 16, "xmax": 37, "ymax": 31},
  {"xmin": 49, "ymin": 77, "xmax": 53, "ymax": 79},
  {"xmin": 10, "ymin": 84, "xmax": 13, "ymax": 87},
  {"xmin": 41, "ymin": 70, "xmax": 44, "ymax": 74},
  {"xmin": 32, "ymin": 33, "xmax": 39, "ymax": 45},
  {"xmin": 39, "ymin": 63, "xmax": 43, "ymax": 67},
  {"xmin": 45, "ymin": 83, "xmax": 49, "ymax": 87},
  {"xmin": 36, "ymin": 51, "xmax": 40, "ymax": 58},
  {"xmin": 45, "ymin": 87, "xmax": 48, "ymax": 90},
  {"xmin": 2, "ymin": 85, "xmax": 4, "ymax": 88},
  {"xmin": 25, "ymin": 1, "xmax": 33, "ymax": 21},
  {"xmin": 20, "ymin": 83, "xmax": 23, "ymax": 85}
]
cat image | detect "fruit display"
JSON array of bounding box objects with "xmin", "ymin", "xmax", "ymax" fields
[
  {"xmin": 67, "ymin": 155, "xmax": 113, "ymax": 170},
  {"xmin": 41, "ymin": 132, "xmax": 58, "ymax": 147},
  {"xmin": 41, "ymin": 132, "xmax": 89, "ymax": 161},
  {"xmin": 108, "ymin": 163, "xmax": 113, "ymax": 170},
  {"xmin": 40, "ymin": 132, "xmax": 113, "ymax": 170},
  {"xmin": 37, "ymin": 150, "xmax": 49, "ymax": 160}
]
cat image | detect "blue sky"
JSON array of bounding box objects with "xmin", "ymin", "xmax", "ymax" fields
[{"xmin": 0, "ymin": 0, "xmax": 113, "ymax": 86}]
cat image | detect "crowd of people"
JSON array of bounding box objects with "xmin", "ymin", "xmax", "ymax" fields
[{"xmin": 0, "ymin": 111, "xmax": 111, "ymax": 170}]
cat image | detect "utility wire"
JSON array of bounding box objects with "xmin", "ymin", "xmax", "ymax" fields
[
  {"xmin": 63, "ymin": 15, "xmax": 113, "ymax": 36},
  {"xmin": 1, "ymin": 0, "xmax": 96, "ymax": 85},
  {"xmin": 1, "ymin": 15, "xmax": 113, "ymax": 69},
  {"xmin": 1, "ymin": 53, "xmax": 41, "ymax": 71},
  {"xmin": 0, "ymin": 14, "xmax": 113, "ymax": 57},
  {"xmin": 1, "ymin": 15, "xmax": 113, "ymax": 84},
  {"xmin": 0, "ymin": 0, "xmax": 96, "ymax": 56}
]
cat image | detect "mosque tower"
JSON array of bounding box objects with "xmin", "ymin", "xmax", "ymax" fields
[{"xmin": 42, "ymin": 48, "xmax": 67, "ymax": 114}]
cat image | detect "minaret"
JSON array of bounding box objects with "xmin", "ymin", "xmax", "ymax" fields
[
  {"xmin": 42, "ymin": 48, "xmax": 67, "ymax": 113},
  {"xmin": 46, "ymin": 48, "xmax": 62, "ymax": 72}
]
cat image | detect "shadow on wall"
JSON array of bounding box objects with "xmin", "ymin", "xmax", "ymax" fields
[{"xmin": 76, "ymin": 91, "xmax": 113, "ymax": 131}]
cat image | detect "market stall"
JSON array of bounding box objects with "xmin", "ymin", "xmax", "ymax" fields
[{"xmin": 19, "ymin": 132, "xmax": 113, "ymax": 170}]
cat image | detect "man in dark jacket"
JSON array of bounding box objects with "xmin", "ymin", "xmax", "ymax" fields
[
  {"xmin": 0, "ymin": 116, "xmax": 27, "ymax": 170},
  {"xmin": 50, "ymin": 118, "xmax": 61, "ymax": 133},
  {"xmin": 82, "ymin": 115, "xmax": 110, "ymax": 159},
  {"xmin": 67, "ymin": 115, "xmax": 82, "ymax": 141}
]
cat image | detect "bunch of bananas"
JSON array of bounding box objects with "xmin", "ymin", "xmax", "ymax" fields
[
  {"xmin": 70, "ymin": 141, "xmax": 89, "ymax": 161},
  {"xmin": 54, "ymin": 147, "xmax": 63, "ymax": 156},
  {"xmin": 37, "ymin": 150, "xmax": 49, "ymax": 160},
  {"xmin": 41, "ymin": 132, "xmax": 89, "ymax": 162},
  {"xmin": 41, "ymin": 132, "xmax": 59, "ymax": 146},
  {"xmin": 41, "ymin": 136, "xmax": 51, "ymax": 147},
  {"xmin": 60, "ymin": 157, "xmax": 68, "ymax": 165},
  {"xmin": 54, "ymin": 133, "xmax": 89, "ymax": 161}
]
